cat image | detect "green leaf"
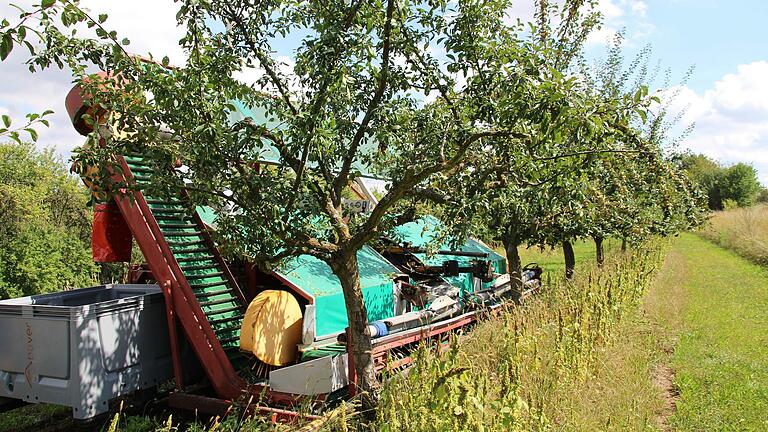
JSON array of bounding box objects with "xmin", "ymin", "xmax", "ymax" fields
[
  {"xmin": 121, "ymin": 37, "xmax": 130, "ymax": 46},
  {"xmin": 636, "ymin": 109, "xmax": 648, "ymax": 124},
  {"xmin": 41, "ymin": 0, "xmax": 55, "ymax": 8},
  {"xmin": 25, "ymin": 128, "xmax": 38, "ymax": 142},
  {"xmin": 98, "ymin": 14, "xmax": 108, "ymax": 24},
  {"xmin": 162, "ymin": 56, "xmax": 169, "ymax": 67},
  {"xmin": 0, "ymin": 32, "xmax": 13, "ymax": 61},
  {"xmin": 2, "ymin": 115, "xmax": 10, "ymax": 128}
]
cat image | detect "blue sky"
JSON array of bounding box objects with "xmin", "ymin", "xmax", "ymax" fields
[
  {"xmin": 638, "ymin": 0, "xmax": 768, "ymax": 93},
  {"xmin": 1, "ymin": 0, "xmax": 766, "ymax": 184}
]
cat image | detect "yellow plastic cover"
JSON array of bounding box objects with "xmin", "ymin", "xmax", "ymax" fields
[{"xmin": 239, "ymin": 290, "xmax": 303, "ymax": 366}]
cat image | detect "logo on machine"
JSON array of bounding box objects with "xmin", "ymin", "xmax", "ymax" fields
[
  {"xmin": 342, "ymin": 199, "xmax": 373, "ymax": 214},
  {"xmin": 24, "ymin": 321, "xmax": 33, "ymax": 388}
]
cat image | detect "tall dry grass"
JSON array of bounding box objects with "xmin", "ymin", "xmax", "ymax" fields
[
  {"xmin": 372, "ymin": 243, "xmax": 666, "ymax": 431},
  {"xmin": 699, "ymin": 204, "xmax": 768, "ymax": 266}
]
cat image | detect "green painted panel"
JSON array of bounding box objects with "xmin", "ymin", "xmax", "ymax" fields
[
  {"xmin": 314, "ymin": 282, "xmax": 394, "ymax": 336},
  {"xmin": 196, "ymin": 205, "xmax": 218, "ymax": 229},
  {"xmin": 275, "ymin": 245, "xmax": 399, "ymax": 336},
  {"xmin": 276, "ymin": 246, "xmax": 399, "ymax": 297}
]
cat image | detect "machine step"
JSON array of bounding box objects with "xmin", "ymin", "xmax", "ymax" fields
[
  {"xmin": 158, "ymin": 223, "xmax": 198, "ymax": 229},
  {"xmin": 163, "ymin": 231, "xmax": 204, "ymax": 237},
  {"xmin": 200, "ymin": 298, "xmax": 238, "ymax": 308},
  {"xmin": 180, "ymin": 263, "xmax": 218, "ymax": 271},
  {"xmin": 166, "ymin": 240, "xmax": 206, "ymax": 247},
  {"xmin": 187, "ymin": 272, "xmax": 225, "ymax": 280},
  {"xmin": 205, "ymin": 305, "xmax": 242, "ymax": 315},
  {"xmin": 176, "ymin": 255, "xmax": 216, "ymax": 263},
  {"xmin": 193, "ymin": 288, "xmax": 234, "ymax": 298},
  {"xmin": 169, "ymin": 246, "xmax": 210, "ymax": 254},
  {"xmin": 191, "ymin": 280, "xmax": 228, "ymax": 289}
]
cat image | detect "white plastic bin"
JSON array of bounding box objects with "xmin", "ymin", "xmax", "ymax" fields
[{"xmin": 0, "ymin": 284, "xmax": 172, "ymax": 419}]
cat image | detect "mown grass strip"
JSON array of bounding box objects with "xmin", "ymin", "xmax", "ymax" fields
[{"xmin": 655, "ymin": 233, "xmax": 768, "ymax": 431}]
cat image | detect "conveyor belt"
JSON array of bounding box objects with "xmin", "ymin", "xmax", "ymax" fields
[{"xmin": 121, "ymin": 153, "xmax": 250, "ymax": 372}]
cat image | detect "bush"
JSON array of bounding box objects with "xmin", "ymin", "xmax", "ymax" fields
[
  {"xmin": 680, "ymin": 154, "xmax": 762, "ymax": 210},
  {"xmin": 757, "ymin": 188, "xmax": 768, "ymax": 204},
  {"xmin": 0, "ymin": 142, "xmax": 95, "ymax": 298}
]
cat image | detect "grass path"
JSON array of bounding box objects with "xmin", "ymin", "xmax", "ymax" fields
[{"xmin": 646, "ymin": 233, "xmax": 768, "ymax": 431}]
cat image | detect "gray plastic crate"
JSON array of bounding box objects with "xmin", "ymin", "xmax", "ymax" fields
[{"xmin": 0, "ymin": 284, "xmax": 173, "ymax": 419}]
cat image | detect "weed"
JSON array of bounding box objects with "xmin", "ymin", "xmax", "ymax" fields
[{"xmin": 370, "ymin": 242, "xmax": 666, "ymax": 431}]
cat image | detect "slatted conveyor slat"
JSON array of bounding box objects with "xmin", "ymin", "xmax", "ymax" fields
[
  {"xmin": 120, "ymin": 152, "xmax": 247, "ymax": 366},
  {"xmin": 175, "ymin": 255, "xmax": 216, "ymax": 263},
  {"xmin": 186, "ymin": 271, "xmax": 224, "ymax": 279}
]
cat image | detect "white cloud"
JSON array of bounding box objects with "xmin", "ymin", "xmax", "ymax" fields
[
  {"xmin": 665, "ymin": 61, "xmax": 768, "ymax": 185},
  {"xmin": 503, "ymin": 0, "xmax": 651, "ymax": 46},
  {"xmin": 587, "ymin": 0, "xmax": 653, "ymax": 46},
  {"xmin": 630, "ymin": 1, "xmax": 648, "ymax": 17},
  {"xmin": 79, "ymin": 0, "xmax": 187, "ymax": 65},
  {"xmin": 598, "ymin": 0, "xmax": 625, "ymax": 20},
  {"xmin": 0, "ymin": 0, "xmax": 184, "ymax": 159}
]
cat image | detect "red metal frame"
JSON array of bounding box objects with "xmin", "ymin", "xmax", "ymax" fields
[
  {"xmin": 66, "ymin": 82, "xmax": 255, "ymax": 400},
  {"xmin": 347, "ymin": 310, "xmax": 482, "ymax": 397},
  {"xmin": 111, "ymin": 156, "xmax": 249, "ymax": 399}
]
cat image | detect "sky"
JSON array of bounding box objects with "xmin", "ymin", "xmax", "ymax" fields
[{"xmin": 1, "ymin": 0, "xmax": 767, "ymax": 184}]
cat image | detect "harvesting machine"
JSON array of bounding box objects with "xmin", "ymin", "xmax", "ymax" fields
[{"xmin": 0, "ymin": 80, "xmax": 541, "ymax": 422}]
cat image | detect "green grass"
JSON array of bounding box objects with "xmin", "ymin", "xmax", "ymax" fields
[
  {"xmin": 0, "ymin": 403, "xmax": 70, "ymax": 430},
  {"xmin": 648, "ymin": 233, "xmax": 768, "ymax": 431},
  {"xmin": 504, "ymin": 238, "xmax": 620, "ymax": 278}
]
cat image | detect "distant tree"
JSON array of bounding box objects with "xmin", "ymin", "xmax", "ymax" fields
[
  {"xmin": 679, "ymin": 153, "xmax": 761, "ymax": 210},
  {"xmin": 679, "ymin": 153, "xmax": 719, "ymax": 185},
  {"xmin": 0, "ymin": 142, "xmax": 95, "ymax": 299},
  {"xmin": 756, "ymin": 188, "xmax": 768, "ymax": 204},
  {"xmin": 714, "ymin": 163, "xmax": 762, "ymax": 209}
]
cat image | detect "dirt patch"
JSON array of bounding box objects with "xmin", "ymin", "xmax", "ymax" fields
[{"xmin": 652, "ymin": 361, "xmax": 679, "ymax": 432}]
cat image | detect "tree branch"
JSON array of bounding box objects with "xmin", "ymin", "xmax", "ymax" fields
[
  {"xmin": 532, "ymin": 148, "xmax": 649, "ymax": 162},
  {"xmin": 222, "ymin": 5, "xmax": 299, "ymax": 116},
  {"xmin": 404, "ymin": 187, "xmax": 450, "ymax": 205},
  {"xmin": 333, "ymin": 0, "xmax": 397, "ymax": 205},
  {"xmin": 347, "ymin": 129, "xmax": 526, "ymax": 250}
]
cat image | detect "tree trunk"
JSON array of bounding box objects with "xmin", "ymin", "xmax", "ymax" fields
[
  {"xmin": 329, "ymin": 250, "xmax": 379, "ymax": 416},
  {"xmin": 563, "ymin": 240, "xmax": 575, "ymax": 279},
  {"xmin": 502, "ymin": 238, "xmax": 523, "ymax": 302},
  {"xmin": 594, "ymin": 235, "xmax": 604, "ymax": 267},
  {"xmin": 621, "ymin": 238, "xmax": 627, "ymax": 253}
]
